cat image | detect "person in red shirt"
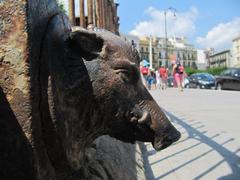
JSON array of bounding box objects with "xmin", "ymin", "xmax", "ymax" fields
[{"xmin": 159, "ymin": 65, "xmax": 168, "ymax": 90}]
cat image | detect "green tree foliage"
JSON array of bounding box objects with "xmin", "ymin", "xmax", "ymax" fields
[
  {"xmin": 56, "ymin": 0, "xmax": 66, "ymax": 13},
  {"xmin": 185, "ymin": 67, "xmax": 227, "ymax": 76},
  {"xmin": 206, "ymin": 67, "xmax": 227, "ymax": 75}
]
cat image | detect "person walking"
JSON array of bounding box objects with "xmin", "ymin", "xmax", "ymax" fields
[
  {"xmin": 146, "ymin": 70, "xmax": 156, "ymax": 90},
  {"xmin": 159, "ymin": 65, "xmax": 168, "ymax": 90},
  {"xmin": 172, "ymin": 60, "xmax": 185, "ymax": 91},
  {"xmin": 140, "ymin": 65, "xmax": 149, "ymax": 88},
  {"xmin": 155, "ymin": 69, "xmax": 161, "ymax": 89}
]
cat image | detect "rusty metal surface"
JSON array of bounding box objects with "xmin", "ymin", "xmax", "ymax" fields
[
  {"xmin": 0, "ymin": 0, "xmax": 31, "ymax": 138},
  {"xmin": 0, "ymin": 1, "xmax": 35, "ymax": 179}
]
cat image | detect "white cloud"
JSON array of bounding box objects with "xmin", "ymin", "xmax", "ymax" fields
[
  {"xmin": 197, "ymin": 17, "xmax": 240, "ymax": 51},
  {"xmin": 129, "ymin": 6, "xmax": 198, "ymax": 38}
]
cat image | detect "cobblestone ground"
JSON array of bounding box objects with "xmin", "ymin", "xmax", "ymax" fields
[{"xmin": 143, "ymin": 88, "xmax": 240, "ymax": 180}]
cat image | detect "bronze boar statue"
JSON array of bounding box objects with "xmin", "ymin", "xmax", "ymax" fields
[
  {"xmin": 37, "ymin": 12, "xmax": 181, "ymax": 178},
  {"xmin": 0, "ymin": 1, "xmax": 180, "ymax": 179}
]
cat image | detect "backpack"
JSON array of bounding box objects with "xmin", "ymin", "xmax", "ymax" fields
[{"xmin": 176, "ymin": 64, "xmax": 184, "ymax": 74}]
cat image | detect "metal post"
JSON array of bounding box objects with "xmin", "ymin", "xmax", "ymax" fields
[
  {"xmin": 164, "ymin": 7, "xmax": 176, "ymax": 69},
  {"xmin": 96, "ymin": 0, "xmax": 101, "ymax": 27},
  {"xmin": 87, "ymin": 0, "xmax": 93, "ymax": 28},
  {"xmin": 149, "ymin": 36, "xmax": 153, "ymax": 69},
  {"xmin": 68, "ymin": 0, "xmax": 75, "ymax": 25},
  {"xmin": 79, "ymin": 0, "xmax": 86, "ymax": 28},
  {"xmin": 164, "ymin": 11, "xmax": 168, "ymax": 68},
  {"xmin": 102, "ymin": 0, "xmax": 106, "ymax": 29}
]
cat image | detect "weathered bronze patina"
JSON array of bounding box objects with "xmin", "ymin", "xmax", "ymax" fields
[{"xmin": 0, "ymin": 0, "xmax": 180, "ymax": 179}]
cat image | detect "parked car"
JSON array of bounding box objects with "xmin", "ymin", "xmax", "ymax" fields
[
  {"xmin": 167, "ymin": 76, "xmax": 174, "ymax": 87},
  {"xmin": 183, "ymin": 77, "xmax": 190, "ymax": 88},
  {"xmin": 215, "ymin": 68, "xmax": 240, "ymax": 91},
  {"xmin": 188, "ymin": 73, "xmax": 216, "ymax": 89},
  {"xmin": 167, "ymin": 76, "xmax": 190, "ymax": 88}
]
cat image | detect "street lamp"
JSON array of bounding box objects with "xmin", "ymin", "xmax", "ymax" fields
[
  {"xmin": 149, "ymin": 35, "xmax": 153, "ymax": 69},
  {"xmin": 164, "ymin": 7, "xmax": 176, "ymax": 68}
]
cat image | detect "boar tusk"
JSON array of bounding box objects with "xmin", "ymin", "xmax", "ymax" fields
[{"xmin": 138, "ymin": 110, "xmax": 150, "ymax": 124}]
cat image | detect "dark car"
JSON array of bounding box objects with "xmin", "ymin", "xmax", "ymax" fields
[
  {"xmin": 215, "ymin": 68, "xmax": 240, "ymax": 91},
  {"xmin": 167, "ymin": 76, "xmax": 191, "ymax": 88},
  {"xmin": 167, "ymin": 76, "xmax": 174, "ymax": 87},
  {"xmin": 188, "ymin": 73, "xmax": 216, "ymax": 89}
]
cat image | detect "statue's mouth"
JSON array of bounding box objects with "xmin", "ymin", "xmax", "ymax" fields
[
  {"xmin": 111, "ymin": 106, "xmax": 181, "ymax": 150},
  {"xmin": 126, "ymin": 107, "xmax": 181, "ymax": 151}
]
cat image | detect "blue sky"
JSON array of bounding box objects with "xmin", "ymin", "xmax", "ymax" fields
[
  {"xmin": 62, "ymin": 0, "xmax": 240, "ymax": 51},
  {"xmin": 116, "ymin": 0, "xmax": 240, "ymax": 51}
]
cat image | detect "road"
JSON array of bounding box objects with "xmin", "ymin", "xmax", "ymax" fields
[{"xmin": 143, "ymin": 88, "xmax": 240, "ymax": 180}]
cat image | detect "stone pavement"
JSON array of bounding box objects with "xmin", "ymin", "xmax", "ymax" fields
[{"xmin": 143, "ymin": 88, "xmax": 240, "ymax": 180}]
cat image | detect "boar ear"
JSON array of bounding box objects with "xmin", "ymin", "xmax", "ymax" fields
[{"xmin": 67, "ymin": 29, "xmax": 104, "ymax": 61}]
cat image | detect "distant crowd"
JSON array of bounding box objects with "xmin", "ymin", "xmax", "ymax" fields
[{"xmin": 140, "ymin": 60, "xmax": 187, "ymax": 91}]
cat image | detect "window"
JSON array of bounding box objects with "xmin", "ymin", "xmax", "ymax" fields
[
  {"xmin": 183, "ymin": 53, "xmax": 186, "ymax": 60},
  {"xmin": 159, "ymin": 61, "xmax": 162, "ymax": 67},
  {"xmin": 221, "ymin": 69, "xmax": 231, "ymax": 76}
]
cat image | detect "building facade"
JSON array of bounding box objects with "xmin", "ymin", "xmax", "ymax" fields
[
  {"xmin": 122, "ymin": 34, "xmax": 140, "ymax": 52},
  {"xmin": 232, "ymin": 36, "xmax": 240, "ymax": 67},
  {"xmin": 68, "ymin": 0, "xmax": 120, "ymax": 34},
  {"xmin": 138, "ymin": 36, "xmax": 197, "ymax": 70},
  {"xmin": 208, "ymin": 50, "xmax": 231, "ymax": 68},
  {"xmin": 197, "ymin": 49, "xmax": 208, "ymax": 70}
]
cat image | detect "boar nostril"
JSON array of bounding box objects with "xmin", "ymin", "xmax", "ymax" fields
[
  {"xmin": 130, "ymin": 117, "xmax": 138, "ymax": 124},
  {"xmin": 138, "ymin": 110, "xmax": 150, "ymax": 124}
]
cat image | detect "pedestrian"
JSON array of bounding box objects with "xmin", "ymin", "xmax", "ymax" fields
[
  {"xmin": 150, "ymin": 70, "xmax": 157, "ymax": 90},
  {"xmin": 146, "ymin": 71, "xmax": 152, "ymax": 90},
  {"xmin": 140, "ymin": 65, "xmax": 149, "ymax": 88},
  {"xmin": 159, "ymin": 65, "xmax": 168, "ymax": 90},
  {"xmin": 145, "ymin": 70, "xmax": 156, "ymax": 90},
  {"xmin": 172, "ymin": 60, "xmax": 185, "ymax": 91},
  {"xmin": 155, "ymin": 69, "xmax": 161, "ymax": 89},
  {"xmin": 140, "ymin": 65, "xmax": 149, "ymax": 80}
]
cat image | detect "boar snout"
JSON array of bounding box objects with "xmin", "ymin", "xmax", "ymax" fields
[
  {"xmin": 152, "ymin": 125, "xmax": 181, "ymax": 151},
  {"xmin": 138, "ymin": 97, "xmax": 181, "ymax": 151}
]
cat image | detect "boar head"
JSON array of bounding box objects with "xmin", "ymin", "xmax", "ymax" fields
[
  {"xmin": 68, "ymin": 27, "xmax": 181, "ymax": 151},
  {"xmin": 45, "ymin": 15, "xmax": 180, "ymax": 169}
]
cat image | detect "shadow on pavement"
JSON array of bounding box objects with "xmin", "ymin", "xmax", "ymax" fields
[
  {"xmin": 140, "ymin": 143, "xmax": 155, "ymax": 180},
  {"xmin": 142, "ymin": 109, "xmax": 240, "ymax": 180}
]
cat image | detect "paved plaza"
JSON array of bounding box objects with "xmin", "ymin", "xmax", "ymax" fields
[{"xmin": 143, "ymin": 88, "xmax": 240, "ymax": 180}]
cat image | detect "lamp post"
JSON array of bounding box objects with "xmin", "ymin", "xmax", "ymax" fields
[
  {"xmin": 149, "ymin": 35, "xmax": 153, "ymax": 69},
  {"xmin": 164, "ymin": 7, "xmax": 176, "ymax": 68}
]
